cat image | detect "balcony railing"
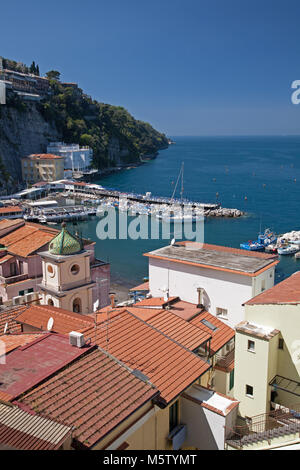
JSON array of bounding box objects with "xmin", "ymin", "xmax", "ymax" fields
[
  {"xmin": 225, "ymin": 404, "xmax": 300, "ymax": 449},
  {"xmin": 0, "ymin": 273, "xmax": 28, "ymax": 285}
]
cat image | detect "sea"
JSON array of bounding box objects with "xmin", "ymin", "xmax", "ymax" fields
[{"xmin": 67, "ymin": 136, "xmax": 300, "ymax": 287}]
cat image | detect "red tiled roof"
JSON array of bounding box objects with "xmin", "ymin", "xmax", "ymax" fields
[
  {"xmin": 132, "ymin": 296, "xmax": 179, "ymax": 308},
  {"xmin": 0, "ymin": 219, "xmax": 24, "ymax": 231},
  {"xmin": 0, "ymin": 306, "xmax": 27, "ymax": 335},
  {"xmin": 126, "ymin": 307, "xmax": 164, "ymax": 322},
  {"xmin": 18, "ymin": 348, "xmax": 158, "ymax": 448},
  {"xmin": 85, "ymin": 309, "xmax": 210, "ymax": 405},
  {"xmin": 0, "ymin": 403, "xmax": 72, "ymax": 450},
  {"xmin": 190, "ymin": 311, "xmax": 235, "ymax": 355},
  {"xmin": 15, "ymin": 305, "xmax": 95, "ymax": 334},
  {"xmin": 0, "ymin": 333, "xmax": 44, "ymax": 354},
  {"xmin": 8, "ymin": 230, "xmax": 55, "ymax": 256},
  {"xmin": 0, "ymin": 206, "xmax": 22, "ymax": 214},
  {"xmin": 129, "ymin": 281, "xmax": 149, "ymax": 292},
  {"xmin": 145, "ymin": 310, "xmax": 211, "ymax": 350},
  {"xmin": 0, "ymin": 333, "xmax": 93, "ymax": 400},
  {"xmin": 245, "ymin": 271, "xmax": 300, "ymax": 305},
  {"xmin": 0, "ymin": 254, "xmax": 14, "ymax": 264},
  {"xmin": 168, "ymin": 300, "xmax": 203, "ymax": 321},
  {"xmin": 27, "ymin": 154, "xmax": 63, "ymax": 160}
]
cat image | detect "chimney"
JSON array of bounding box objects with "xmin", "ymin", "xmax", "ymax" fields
[
  {"xmin": 109, "ymin": 293, "xmax": 115, "ymax": 309},
  {"xmin": 197, "ymin": 287, "xmax": 204, "ymax": 309}
]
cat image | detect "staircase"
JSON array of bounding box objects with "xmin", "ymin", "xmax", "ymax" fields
[{"xmin": 225, "ymin": 405, "xmax": 300, "ymax": 449}]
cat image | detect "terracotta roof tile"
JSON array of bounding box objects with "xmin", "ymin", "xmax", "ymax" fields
[
  {"xmin": 0, "ymin": 206, "xmax": 23, "ymax": 214},
  {"xmin": 0, "ymin": 403, "xmax": 71, "ymax": 450},
  {"xmin": 145, "ymin": 310, "xmax": 211, "ymax": 350},
  {"xmin": 15, "ymin": 305, "xmax": 95, "ymax": 334},
  {"xmin": 126, "ymin": 307, "xmax": 164, "ymax": 322},
  {"xmin": 245, "ymin": 271, "xmax": 300, "ymax": 305},
  {"xmin": 0, "ymin": 333, "xmax": 44, "ymax": 354},
  {"xmin": 0, "ymin": 306, "xmax": 27, "ymax": 335},
  {"xmin": 129, "ymin": 281, "xmax": 149, "ymax": 292},
  {"xmin": 27, "ymin": 154, "xmax": 63, "ymax": 160},
  {"xmin": 0, "ymin": 333, "xmax": 93, "ymax": 400},
  {"xmin": 132, "ymin": 296, "xmax": 179, "ymax": 308},
  {"xmin": 18, "ymin": 348, "xmax": 158, "ymax": 448},
  {"xmin": 85, "ymin": 309, "xmax": 210, "ymax": 405},
  {"xmin": 190, "ymin": 311, "xmax": 235, "ymax": 355}
]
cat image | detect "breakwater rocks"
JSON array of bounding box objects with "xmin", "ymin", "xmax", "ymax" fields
[{"xmin": 205, "ymin": 207, "xmax": 244, "ymax": 217}]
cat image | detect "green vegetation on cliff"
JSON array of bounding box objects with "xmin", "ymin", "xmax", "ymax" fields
[{"xmin": 38, "ymin": 75, "xmax": 168, "ymax": 169}]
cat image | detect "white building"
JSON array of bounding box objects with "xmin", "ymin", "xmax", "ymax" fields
[
  {"xmin": 144, "ymin": 241, "xmax": 279, "ymax": 328},
  {"xmin": 47, "ymin": 142, "xmax": 93, "ymax": 171}
]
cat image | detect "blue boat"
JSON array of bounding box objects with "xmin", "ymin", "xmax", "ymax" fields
[
  {"xmin": 257, "ymin": 228, "xmax": 277, "ymax": 246},
  {"xmin": 240, "ymin": 241, "xmax": 265, "ymax": 251}
]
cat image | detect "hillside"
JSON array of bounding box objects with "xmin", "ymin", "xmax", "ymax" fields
[{"xmin": 0, "ymin": 59, "xmax": 168, "ymax": 189}]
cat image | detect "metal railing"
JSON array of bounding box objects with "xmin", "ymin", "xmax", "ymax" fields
[{"xmin": 225, "ymin": 404, "xmax": 300, "ymax": 449}]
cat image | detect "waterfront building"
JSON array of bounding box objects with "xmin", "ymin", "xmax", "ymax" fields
[
  {"xmin": 0, "ymin": 206, "xmax": 23, "ymax": 220},
  {"xmin": 47, "ymin": 142, "xmax": 93, "ymax": 171},
  {"xmin": 234, "ymin": 271, "xmax": 300, "ymax": 418},
  {"xmin": 0, "ymin": 219, "xmax": 110, "ymax": 309},
  {"xmin": 21, "ymin": 154, "xmax": 64, "ymax": 183},
  {"xmin": 144, "ymin": 241, "xmax": 279, "ymax": 328}
]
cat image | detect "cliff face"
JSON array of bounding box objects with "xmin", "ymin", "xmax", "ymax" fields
[
  {"xmin": 0, "ymin": 102, "xmax": 60, "ymax": 181},
  {"xmin": 0, "ymin": 67, "xmax": 168, "ymax": 187}
]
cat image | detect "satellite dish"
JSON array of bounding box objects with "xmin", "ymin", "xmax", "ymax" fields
[
  {"xmin": 170, "ymin": 238, "xmax": 176, "ymax": 246},
  {"xmin": 3, "ymin": 322, "xmax": 8, "ymax": 334},
  {"xmin": 47, "ymin": 317, "xmax": 54, "ymax": 331}
]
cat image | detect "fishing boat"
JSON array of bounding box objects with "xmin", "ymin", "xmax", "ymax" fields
[
  {"xmin": 290, "ymin": 239, "xmax": 300, "ymax": 246},
  {"xmin": 257, "ymin": 228, "xmax": 277, "ymax": 246},
  {"xmin": 277, "ymin": 244, "xmax": 299, "ymax": 255},
  {"xmin": 265, "ymin": 243, "xmax": 277, "ymax": 253},
  {"xmin": 240, "ymin": 241, "xmax": 265, "ymax": 251}
]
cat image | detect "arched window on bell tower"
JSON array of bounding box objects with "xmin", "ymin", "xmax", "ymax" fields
[{"xmin": 73, "ymin": 297, "xmax": 82, "ymax": 313}]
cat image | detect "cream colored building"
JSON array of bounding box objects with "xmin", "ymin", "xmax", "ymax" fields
[
  {"xmin": 234, "ymin": 271, "xmax": 300, "ymax": 418},
  {"xmin": 22, "ymin": 153, "xmax": 64, "ymax": 183},
  {"xmin": 39, "ymin": 225, "xmax": 94, "ymax": 314}
]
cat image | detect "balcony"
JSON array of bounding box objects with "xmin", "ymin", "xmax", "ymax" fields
[
  {"xmin": 225, "ymin": 404, "xmax": 300, "ymax": 449},
  {"xmin": 0, "ymin": 273, "xmax": 28, "ymax": 285}
]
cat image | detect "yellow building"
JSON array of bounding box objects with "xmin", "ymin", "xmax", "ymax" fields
[
  {"xmin": 234, "ymin": 271, "xmax": 300, "ymax": 417},
  {"xmin": 21, "ymin": 153, "xmax": 64, "ymax": 183}
]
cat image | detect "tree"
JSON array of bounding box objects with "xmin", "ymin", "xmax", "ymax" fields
[
  {"xmin": 30, "ymin": 61, "xmax": 36, "ymax": 74},
  {"xmin": 36, "ymin": 64, "xmax": 40, "ymax": 76},
  {"xmin": 46, "ymin": 70, "xmax": 61, "ymax": 81}
]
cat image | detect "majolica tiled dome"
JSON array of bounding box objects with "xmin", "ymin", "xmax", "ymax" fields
[{"xmin": 49, "ymin": 224, "xmax": 82, "ymax": 255}]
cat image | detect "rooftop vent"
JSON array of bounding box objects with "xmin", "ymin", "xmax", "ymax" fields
[{"xmin": 69, "ymin": 331, "xmax": 85, "ymax": 348}]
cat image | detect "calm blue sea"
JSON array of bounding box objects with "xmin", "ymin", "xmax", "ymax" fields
[{"xmin": 70, "ymin": 136, "xmax": 300, "ymax": 286}]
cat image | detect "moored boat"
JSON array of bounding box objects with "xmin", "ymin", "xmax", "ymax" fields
[
  {"xmin": 277, "ymin": 244, "xmax": 299, "ymax": 255},
  {"xmin": 240, "ymin": 241, "xmax": 265, "ymax": 251}
]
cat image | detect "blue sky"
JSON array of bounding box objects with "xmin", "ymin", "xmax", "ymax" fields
[{"xmin": 2, "ymin": 0, "xmax": 300, "ymax": 135}]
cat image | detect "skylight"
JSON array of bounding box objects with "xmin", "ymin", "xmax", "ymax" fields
[{"xmin": 201, "ymin": 319, "xmax": 218, "ymax": 331}]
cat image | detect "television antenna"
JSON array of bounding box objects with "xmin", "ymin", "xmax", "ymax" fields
[{"xmin": 47, "ymin": 317, "xmax": 54, "ymax": 331}]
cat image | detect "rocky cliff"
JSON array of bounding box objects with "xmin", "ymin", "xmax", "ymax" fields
[{"xmin": 0, "ymin": 68, "xmax": 168, "ymax": 189}]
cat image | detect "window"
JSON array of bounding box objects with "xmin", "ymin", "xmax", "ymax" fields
[
  {"xmin": 229, "ymin": 370, "xmax": 234, "ymax": 390},
  {"xmin": 278, "ymin": 338, "xmax": 284, "ymax": 350},
  {"xmin": 248, "ymin": 340, "xmax": 255, "ymax": 352},
  {"xmin": 246, "ymin": 385, "xmax": 253, "ymax": 397},
  {"xmin": 216, "ymin": 307, "xmax": 228, "ymax": 319},
  {"xmin": 47, "ymin": 264, "xmax": 55, "ymax": 278},
  {"xmin": 71, "ymin": 264, "xmax": 80, "ymax": 275},
  {"xmin": 201, "ymin": 318, "xmax": 218, "ymax": 331},
  {"xmin": 261, "ymin": 280, "xmax": 265, "ymax": 292},
  {"xmin": 73, "ymin": 298, "xmax": 82, "ymax": 313},
  {"xmin": 169, "ymin": 401, "xmax": 179, "ymax": 432}
]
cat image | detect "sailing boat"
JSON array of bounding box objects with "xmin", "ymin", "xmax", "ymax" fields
[{"xmin": 156, "ymin": 163, "xmax": 203, "ymax": 222}]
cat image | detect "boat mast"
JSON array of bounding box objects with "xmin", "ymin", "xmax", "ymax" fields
[
  {"xmin": 180, "ymin": 162, "xmax": 184, "ymax": 203},
  {"xmin": 171, "ymin": 162, "xmax": 184, "ymax": 202}
]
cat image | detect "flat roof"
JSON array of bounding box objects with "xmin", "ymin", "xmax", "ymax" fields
[
  {"xmin": 182, "ymin": 384, "xmax": 239, "ymax": 417},
  {"xmin": 235, "ymin": 321, "xmax": 280, "ymax": 340},
  {"xmin": 145, "ymin": 243, "xmax": 278, "ymax": 276},
  {"xmin": 0, "ymin": 333, "xmax": 93, "ymax": 400}
]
